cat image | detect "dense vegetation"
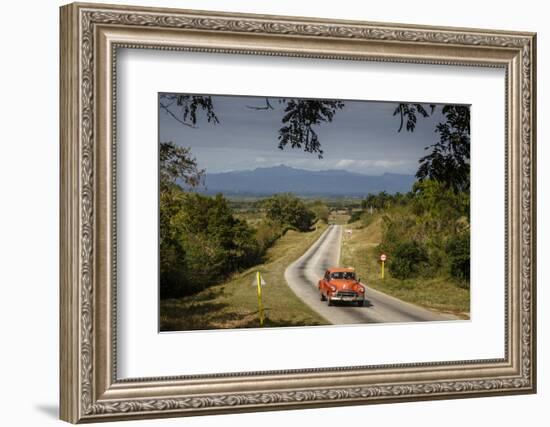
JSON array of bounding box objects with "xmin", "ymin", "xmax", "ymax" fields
[
  {"xmin": 263, "ymin": 193, "xmax": 316, "ymax": 232},
  {"xmin": 351, "ymin": 177, "xmax": 470, "ymax": 287},
  {"xmin": 160, "ymin": 186, "xmax": 262, "ymax": 298},
  {"xmin": 160, "ymin": 152, "xmax": 327, "ymax": 298}
]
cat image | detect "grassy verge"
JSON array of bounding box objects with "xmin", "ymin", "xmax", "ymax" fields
[
  {"xmin": 329, "ymin": 211, "xmax": 351, "ymax": 225},
  {"xmin": 340, "ymin": 217, "xmax": 470, "ymax": 318},
  {"xmin": 160, "ymin": 224, "xmax": 330, "ymax": 331}
]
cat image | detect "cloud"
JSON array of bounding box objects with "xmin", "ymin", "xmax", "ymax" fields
[{"xmin": 334, "ymin": 158, "xmax": 412, "ymax": 170}]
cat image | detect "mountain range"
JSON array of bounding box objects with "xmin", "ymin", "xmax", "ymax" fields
[{"xmin": 195, "ymin": 165, "xmax": 415, "ymax": 196}]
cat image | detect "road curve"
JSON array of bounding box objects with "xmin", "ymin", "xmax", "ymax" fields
[{"xmin": 284, "ymin": 224, "xmax": 458, "ymax": 325}]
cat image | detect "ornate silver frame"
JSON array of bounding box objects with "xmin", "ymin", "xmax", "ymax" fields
[{"xmin": 60, "ymin": 2, "xmax": 536, "ymax": 423}]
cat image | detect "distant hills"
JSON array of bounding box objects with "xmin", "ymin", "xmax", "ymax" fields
[{"xmin": 195, "ymin": 165, "xmax": 415, "ymax": 197}]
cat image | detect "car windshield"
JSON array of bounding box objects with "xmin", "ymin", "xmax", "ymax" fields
[{"xmin": 331, "ymin": 272, "xmax": 355, "ymax": 280}]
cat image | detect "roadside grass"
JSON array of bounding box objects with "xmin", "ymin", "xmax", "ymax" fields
[
  {"xmin": 340, "ymin": 217, "xmax": 470, "ymax": 318},
  {"xmin": 160, "ymin": 224, "xmax": 330, "ymax": 331}
]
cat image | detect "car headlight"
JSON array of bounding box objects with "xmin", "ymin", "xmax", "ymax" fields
[
  {"xmin": 330, "ymin": 285, "xmax": 337, "ymax": 292},
  {"xmin": 357, "ymin": 287, "xmax": 364, "ymax": 293}
]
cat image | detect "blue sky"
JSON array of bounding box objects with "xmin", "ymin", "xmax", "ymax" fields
[{"xmin": 159, "ymin": 94, "xmax": 449, "ymax": 176}]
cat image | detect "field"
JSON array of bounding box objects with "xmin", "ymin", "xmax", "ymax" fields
[{"xmin": 160, "ymin": 222, "xmax": 330, "ymax": 331}]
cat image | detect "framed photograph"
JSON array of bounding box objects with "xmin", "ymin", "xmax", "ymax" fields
[{"xmin": 60, "ymin": 2, "xmax": 537, "ymax": 423}]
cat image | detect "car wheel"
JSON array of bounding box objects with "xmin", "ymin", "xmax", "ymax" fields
[
  {"xmin": 327, "ymin": 296, "xmax": 333, "ymax": 306},
  {"xmin": 357, "ymin": 300, "xmax": 364, "ymax": 307},
  {"xmin": 320, "ymin": 292, "xmax": 326, "ymax": 301}
]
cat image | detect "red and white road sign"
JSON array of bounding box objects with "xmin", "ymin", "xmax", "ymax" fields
[{"xmin": 380, "ymin": 253, "xmax": 387, "ymax": 262}]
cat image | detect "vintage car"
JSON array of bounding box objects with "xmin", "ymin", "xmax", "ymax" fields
[{"xmin": 318, "ymin": 267, "xmax": 366, "ymax": 306}]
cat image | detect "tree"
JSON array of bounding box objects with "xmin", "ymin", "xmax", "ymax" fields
[
  {"xmin": 159, "ymin": 141, "xmax": 205, "ymax": 297},
  {"xmin": 159, "ymin": 186, "xmax": 188, "ymax": 297},
  {"xmin": 393, "ymin": 103, "xmax": 434, "ymax": 132},
  {"xmin": 159, "ymin": 141, "xmax": 204, "ymax": 190},
  {"xmin": 416, "ymin": 105, "xmax": 470, "ymax": 192},
  {"xmin": 159, "ymin": 94, "xmax": 218, "ymax": 127},
  {"xmin": 277, "ymin": 99, "xmax": 344, "ymax": 158},
  {"xmin": 263, "ymin": 194, "xmax": 315, "ymax": 232},
  {"xmin": 395, "ymin": 103, "xmax": 470, "ymax": 192},
  {"xmin": 309, "ymin": 200, "xmax": 330, "ymax": 223}
]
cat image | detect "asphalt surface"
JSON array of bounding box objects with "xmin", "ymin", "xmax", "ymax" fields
[{"xmin": 284, "ymin": 224, "xmax": 458, "ymax": 325}]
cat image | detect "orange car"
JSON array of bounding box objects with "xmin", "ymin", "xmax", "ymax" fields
[{"xmin": 318, "ymin": 267, "xmax": 366, "ymax": 306}]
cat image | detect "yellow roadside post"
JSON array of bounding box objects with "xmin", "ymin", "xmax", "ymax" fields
[
  {"xmin": 256, "ymin": 271, "xmax": 264, "ymax": 326},
  {"xmin": 380, "ymin": 253, "xmax": 387, "ymax": 279}
]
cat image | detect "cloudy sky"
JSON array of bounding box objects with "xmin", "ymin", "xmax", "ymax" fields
[{"xmin": 159, "ymin": 94, "xmax": 448, "ymax": 176}]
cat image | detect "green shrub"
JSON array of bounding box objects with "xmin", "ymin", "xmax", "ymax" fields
[
  {"xmin": 446, "ymin": 233, "xmax": 470, "ymax": 285},
  {"xmin": 390, "ymin": 241, "xmax": 429, "ymax": 279},
  {"xmin": 348, "ymin": 210, "xmax": 363, "ymax": 223}
]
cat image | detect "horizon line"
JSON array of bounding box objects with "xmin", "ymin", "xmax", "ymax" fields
[{"xmin": 202, "ymin": 164, "xmax": 415, "ymax": 176}]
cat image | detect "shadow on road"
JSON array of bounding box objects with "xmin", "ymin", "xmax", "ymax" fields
[{"xmin": 326, "ymin": 299, "xmax": 374, "ymax": 308}]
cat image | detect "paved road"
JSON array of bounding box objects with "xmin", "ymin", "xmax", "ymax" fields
[{"xmin": 284, "ymin": 224, "xmax": 458, "ymax": 325}]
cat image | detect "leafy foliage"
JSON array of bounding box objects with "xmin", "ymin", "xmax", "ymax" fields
[
  {"xmin": 159, "ymin": 94, "xmax": 219, "ymax": 127},
  {"xmin": 308, "ymin": 200, "xmax": 330, "ymax": 223},
  {"xmin": 159, "ymin": 141, "xmax": 204, "ymax": 189},
  {"xmin": 263, "ymin": 193, "xmax": 316, "ymax": 232},
  {"xmin": 159, "ymin": 186, "xmax": 189, "ymax": 297},
  {"xmin": 393, "ymin": 103, "xmax": 434, "ymax": 132},
  {"xmin": 350, "ymin": 182, "xmax": 470, "ymax": 284},
  {"xmin": 394, "ymin": 103, "xmax": 470, "ymax": 192},
  {"xmin": 277, "ymin": 99, "xmax": 345, "ymax": 158},
  {"xmin": 446, "ymin": 233, "xmax": 470, "ymax": 285},
  {"xmin": 417, "ymin": 105, "xmax": 470, "ymax": 192},
  {"xmin": 412, "ymin": 179, "xmax": 470, "ymax": 230},
  {"xmin": 390, "ymin": 241, "xmax": 429, "ymax": 279},
  {"xmin": 160, "ymin": 189, "xmax": 261, "ymax": 298}
]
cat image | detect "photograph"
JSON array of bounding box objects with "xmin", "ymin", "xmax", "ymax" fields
[{"xmin": 158, "ymin": 93, "xmax": 471, "ymax": 332}]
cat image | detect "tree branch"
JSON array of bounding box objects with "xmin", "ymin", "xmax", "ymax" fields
[
  {"xmin": 246, "ymin": 98, "xmax": 274, "ymax": 110},
  {"xmin": 159, "ymin": 102, "xmax": 197, "ymax": 128}
]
